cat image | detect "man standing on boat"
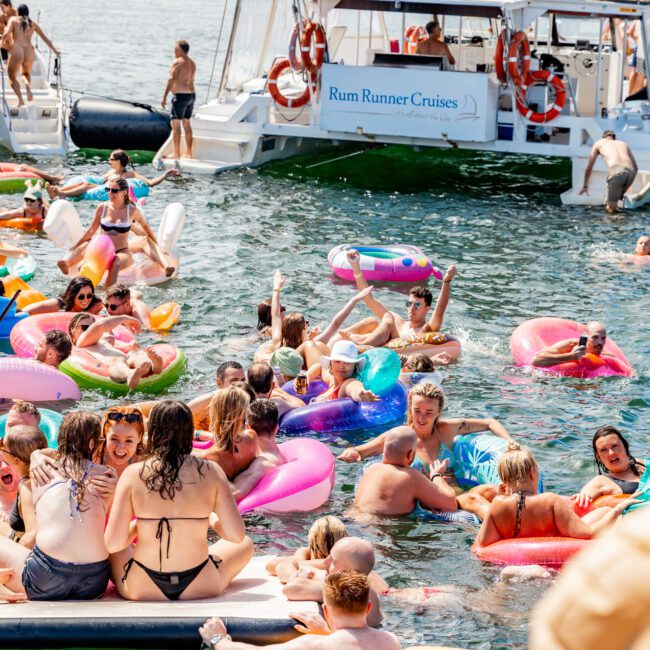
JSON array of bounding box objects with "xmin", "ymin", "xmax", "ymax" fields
[
  {"xmin": 162, "ymin": 40, "xmax": 196, "ymax": 160},
  {"xmin": 416, "ymin": 21, "xmax": 455, "ymax": 67},
  {"xmin": 579, "ymin": 131, "xmax": 638, "ymax": 213}
]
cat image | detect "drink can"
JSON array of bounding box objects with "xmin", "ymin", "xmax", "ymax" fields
[{"xmin": 295, "ymin": 371, "xmax": 308, "ymax": 395}]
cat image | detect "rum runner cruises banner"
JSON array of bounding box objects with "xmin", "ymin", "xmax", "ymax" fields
[{"xmin": 320, "ymin": 64, "xmax": 498, "ymax": 142}]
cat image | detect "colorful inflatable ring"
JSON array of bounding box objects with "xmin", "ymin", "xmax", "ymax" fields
[
  {"xmin": 386, "ymin": 332, "xmax": 461, "ymax": 360},
  {"xmin": 237, "ymin": 439, "xmax": 335, "ymax": 514},
  {"xmin": 0, "ymin": 216, "xmax": 43, "ymax": 231},
  {"xmin": 0, "ymin": 358, "xmax": 81, "ymax": 401},
  {"xmin": 61, "ymin": 176, "xmax": 150, "ymax": 202},
  {"xmin": 78, "ymin": 235, "xmax": 115, "ymax": 287},
  {"xmin": 149, "ymin": 302, "xmax": 181, "ymax": 331},
  {"xmin": 0, "ymin": 408, "xmax": 62, "ymax": 448},
  {"xmin": 472, "ymin": 537, "xmax": 590, "ymax": 568},
  {"xmin": 0, "ymin": 275, "xmax": 46, "ymax": 310},
  {"xmin": 516, "ymin": 70, "xmax": 566, "ymax": 124},
  {"xmin": 0, "ymin": 164, "xmax": 42, "ymax": 193},
  {"xmin": 510, "ymin": 317, "xmax": 633, "ymax": 378},
  {"xmin": 0, "ymin": 252, "xmax": 36, "ymax": 282},
  {"xmin": 398, "ymin": 370, "xmax": 443, "ymax": 389},
  {"xmin": 0, "ymin": 296, "xmax": 28, "ymax": 339},
  {"xmin": 328, "ymin": 244, "xmax": 443, "ymax": 284}
]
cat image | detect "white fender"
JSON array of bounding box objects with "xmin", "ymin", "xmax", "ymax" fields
[
  {"xmin": 43, "ymin": 200, "xmax": 83, "ymax": 249},
  {"xmin": 157, "ymin": 202, "xmax": 186, "ymax": 252}
]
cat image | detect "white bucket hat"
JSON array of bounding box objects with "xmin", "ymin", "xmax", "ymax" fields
[{"xmin": 321, "ymin": 340, "xmax": 366, "ymax": 371}]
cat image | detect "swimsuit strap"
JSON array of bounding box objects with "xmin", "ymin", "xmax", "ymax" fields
[
  {"xmin": 513, "ymin": 490, "xmax": 526, "ymax": 538},
  {"xmin": 67, "ymin": 462, "xmax": 97, "ymax": 523}
]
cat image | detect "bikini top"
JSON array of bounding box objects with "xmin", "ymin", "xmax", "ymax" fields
[
  {"xmin": 411, "ymin": 426, "xmax": 453, "ymax": 477},
  {"xmin": 100, "ymin": 203, "xmax": 131, "ymax": 234},
  {"xmin": 607, "ymin": 474, "xmax": 640, "ymax": 494},
  {"xmin": 22, "ymin": 205, "xmax": 46, "ymax": 220}
]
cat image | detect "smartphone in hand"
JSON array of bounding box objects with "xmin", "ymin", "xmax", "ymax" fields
[{"xmin": 579, "ymin": 335, "xmax": 588, "ymax": 348}]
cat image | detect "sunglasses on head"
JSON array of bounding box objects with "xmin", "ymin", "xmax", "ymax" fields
[
  {"xmin": 405, "ymin": 300, "xmax": 423, "ymax": 309},
  {"xmin": 107, "ymin": 187, "xmax": 122, "ymax": 194},
  {"xmin": 107, "ymin": 412, "xmax": 142, "ymax": 424}
]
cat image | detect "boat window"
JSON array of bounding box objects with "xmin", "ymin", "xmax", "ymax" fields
[{"xmin": 552, "ymin": 15, "xmax": 604, "ymax": 47}]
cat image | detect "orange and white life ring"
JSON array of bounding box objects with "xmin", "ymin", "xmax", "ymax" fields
[
  {"xmin": 404, "ymin": 25, "xmax": 427, "ymax": 54},
  {"xmin": 268, "ymin": 58, "xmax": 313, "ymax": 109},
  {"xmin": 494, "ymin": 29, "xmax": 508, "ymax": 83},
  {"xmin": 301, "ymin": 22, "xmax": 326, "ymax": 71},
  {"xmin": 516, "ymin": 70, "xmax": 566, "ymax": 123},
  {"xmin": 289, "ymin": 21, "xmax": 306, "ymax": 71},
  {"xmin": 507, "ymin": 30, "xmax": 531, "ymax": 87}
]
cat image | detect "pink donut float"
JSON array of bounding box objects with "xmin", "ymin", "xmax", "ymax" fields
[
  {"xmin": 10, "ymin": 312, "xmax": 134, "ymax": 358},
  {"xmin": 472, "ymin": 537, "xmax": 590, "ymax": 568},
  {"xmin": 328, "ymin": 244, "xmax": 443, "ymax": 283},
  {"xmin": 510, "ymin": 317, "xmax": 633, "ymax": 378},
  {"xmin": 0, "ymin": 357, "xmax": 81, "ymax": 401},
  {"xmin": 237, "ymin": 439, "xmax": 335, "ymax": 514}
]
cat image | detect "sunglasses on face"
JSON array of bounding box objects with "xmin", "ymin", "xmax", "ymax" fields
[
  {"xmin": 108, "ymin": 157, "xmax": 118, "ymax": 162},
  {"xmin": 405, "ymin": 300, "xmax": 423, "ymax": 309},
  {"xmin": 24, "ymin": 197, "xmax": 36, "ymax": 203},
  {"xmin": 106, "ymin": 301, "xmax": 127, "ymax": 311},
  {"xmin": 79, "ymin": 322, "xmax": 92, "ymax": 331},
  {"xmin": 76, "ymin": 293, "xmax": 93, "ymax": 301},
  {"xmin": 107, "ymin": 187, "xmax": 122, "ymax": 194},
  {"xmin": 107, "ymin": 412, "xmax": 142, "ymax": 424}
]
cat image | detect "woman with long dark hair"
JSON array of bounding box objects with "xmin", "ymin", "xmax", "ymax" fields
[
  {"xmin": 573, "ymin": 426, "xmax": 646, "ymax": 509},
  {"xmin": 106, "ymin": 400, "xmax": 253, "ymax": 601},
  {"xmin": 25, "ymin": 276, "xmax": 103, "ymax": 315}
]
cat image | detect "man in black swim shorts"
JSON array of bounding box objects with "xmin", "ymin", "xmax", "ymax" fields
[{"xmin": 162, "ymin": 40, "xmax": 196, "ymax": 159}]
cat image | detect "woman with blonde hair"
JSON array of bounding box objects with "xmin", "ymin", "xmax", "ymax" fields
[
  {"xmin": 476, "ymin": 442, "xmax": 633, "ymax": 547},
  {"xmin": 195, "ymin": 385, "xmax": 257, "ymax": 480}
]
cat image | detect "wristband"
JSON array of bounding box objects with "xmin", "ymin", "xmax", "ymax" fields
[
  {"xmin": 194, "ymin": 431, "xmax": 201, "ymax": 441},
  {"xmin": 443, "ymin": 280, "xmax": 451, "ymax": 284},
  {"xmin": 431, "ymin": 473, "xmax": 443, "ymax": 479}
]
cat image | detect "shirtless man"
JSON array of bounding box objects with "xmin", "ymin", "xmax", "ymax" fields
[
  {"xmin": 103, "ymin": 284, "xmax": 150, "ymax": 327},
  {"xmin": 200, "ymin": 570, "xmax": 401, "ymax": 650},
  {"xmin": 634, "ymin": 235, "xmax": 650, "ymax": 256},
  {"xmin": 230, "ymin": 399, "xmax": 284, "ymax": 502},
  {"xmin": 579, "ymin": 131, "xmax": 638, "ymax": 213},
  {"xmin": 343, "ymin": 249, "xmax": 456, "ymax": 348},
  {"xmin": 247, "ymin": 362, "xmax": 305, "ymax": 419},
  {"xmin": 282, "ymin": 537, "xmax": 384, "ymax": 627},
  {"xmin": 4, "ymin": 400, "xmax": 40, "ymax": 432},
  {"xmin": 355, "ymin": 426, "xmax": 457, "ymax": 516},
  {"xmin": 34, "ymin": 329, "xmax": 72, "ymax": 370},
  {"xmin": 416, "ymin": 21, "xmax": 456, "ymax": 66},
  {"xmin": 68, "ymin": 313, "xmax": 163, "ymax": 390},
  {"xmin": 531, "ymin": 321, "xmax": 611, "ymax": 368},
  {"xmin": 161, "ymin": 40, "xmax": 196, "ymax": 159}
]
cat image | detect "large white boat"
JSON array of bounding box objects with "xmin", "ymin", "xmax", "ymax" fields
[
  {"xmin": 0, "ymin": 41, "xmax": 68, "ymax": 155},
  {"xmin": 153, "ymin": 0, "xmax": 650, "ymax": 207}
]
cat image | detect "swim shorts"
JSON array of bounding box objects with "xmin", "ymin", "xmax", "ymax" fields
[
  {"xmin": 606, "ymin": 166, "xmax": 636, "ymax": 204},
  {"xmin": 22, "ymin": 544, "xmax": 110, "ymax": 600},
  {"xmin": 170, "ymin": 92, "xmax": 195, "ymax": 120}
]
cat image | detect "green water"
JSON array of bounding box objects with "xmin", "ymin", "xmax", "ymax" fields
[{"xmin": 1, "ymin": 1, "xmax": 649, "ymax": 648}]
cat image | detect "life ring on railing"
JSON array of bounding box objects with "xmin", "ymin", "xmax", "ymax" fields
[
  {"xmin": 268, "ymin": 58, "xmax": 313, "ymax": 109},
  {"xmin": 507, "ymin": 31, "xmax": 531, "ymax": 87},
  {"xmin": 516, "ymin": 70, "xmax": 566, "ymax": 124},
  {"xmin": 494, "ymin": 29, "xmax": 508, "ymax": 83},
  {"xmin": 404, "ymin": 26, "xmax": 427, "ymax": 54},
  {"xmin": 289, "ymin": 21, "xmax": 306, "ymax": 71},
  {"xmin": 301, "ymin": 22, "xmax": 326, "ymax": 71}
]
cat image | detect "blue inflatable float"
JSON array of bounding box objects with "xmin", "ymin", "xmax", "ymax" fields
[
  {"xmin": 65, "ymin": 175, "xmax": 150, "ymax": 202},
  {"xmin": 0, "ymin": 408, "xmax": 62, "ymax": 448},
  {"xmin": 0, "ymin": 296, "xmax": 27, "ymax": 339}
]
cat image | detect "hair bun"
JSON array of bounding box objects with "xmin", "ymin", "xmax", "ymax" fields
[{"xmin": 505, "ymin": 441, "xmax": 521, "ymax": 452}]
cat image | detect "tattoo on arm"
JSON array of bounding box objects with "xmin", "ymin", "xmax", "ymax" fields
[{"xmin": 459, "ymin": 420, "xmax": 469, "ymax": 432}]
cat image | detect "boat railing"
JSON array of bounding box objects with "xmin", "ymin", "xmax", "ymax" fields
[{"xmin": 0, "ymin": 56, "xmax": 12, "ymax": 132}]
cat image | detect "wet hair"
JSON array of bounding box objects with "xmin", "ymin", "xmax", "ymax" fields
[
  {"xmin": 323, "ymin": 571, "xmax": 370, "ymax": 614},
  {"xmin": 406, "ymin": 382, "xmax": 445, "ymax": 427},
  {"xmin": 257, "ymin": 299, "xmax": 286, "ymax": 331},
  {"xmin": 592, "ymin": 425, "xmax": 641, "ymax": 477},
  {"xmin": 307, "ymin": 516, "xmax": 348, "ymax": 560},
  {"xmin": 57, "ymin": 276, "xmax": 100, "ymax": 312},
  {"xmin": 142, "ymin": 400, "xmax": 198, "ymax": 500},
  {"xmin": 44, "ymin": 329, "xmax": 72, "ymax": 363},
  {"xmin": 68, "ymin": 312, "xmax": 94, "ymax": 345},
  {"xmin": 209, "ymin": 385, "xmax": 250, "ymax": 454},
  {"xmin": 216, "ymin": 360, "xmax": 244, "ymax": 383},
  {"xmin": 247, "ymin": 362, "xmax": 274, "ymax": 395},
  {"xmin": 404, "ymin": 353, "xmax": 436, "ymax": 372},
  {"xmin": 281, "ymin": 312, "xmax": 307, "ymax": 349},
  {"xmin": 97, "ymin": 405, "xmax": 145, "ymax": 464},
  {"xmin": 9, "ymin": 399, "xmax": 40, "ymax": 424},
  {"xmin": 603, "ymin": 130, "xmax": 616, "ymax": 140},
  {"xmin": 104, "ymin": 283, "xmax": 130, "ymax": 301},
  {"xmin": 425, "ymin": 21, "xmax": 440, "ymax": 35},
  {"xmin": 409, "ymin": 286, "xmax": 433, "ymax": 307},
  {"xmin": 0, "ymin": 425, "xmax": 47, "ymax": 466},
  {"xmin": 57, "ymin": 411, "xmax": 102, "ymax": 513},
  {"xmin": 108, "ymin": 149, "xmax": 133, "ymax": 173},
  {"xmin": 246, "ymin": 398, "xmax": 278, "ymax": 437},
  {"xmin": 498, "ymin": 441, "xmax": 538, "ymax": 486},
  {"xmin": 176, "ymin": 39, "xmax": 190, "ymax": 54},
  {"xmin": 17, "ymin": 3, "xmax": 29, "ymax": 30}
]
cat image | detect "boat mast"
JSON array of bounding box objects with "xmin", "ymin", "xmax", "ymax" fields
[{"xmin": 217, "ymin": 0, "xmax": 242, "ymax": 99}]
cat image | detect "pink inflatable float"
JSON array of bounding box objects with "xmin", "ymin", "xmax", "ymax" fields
[
  {"xmin": 510, "ymin": 317, "xmax": 633, "ymax": 378},
  {"xmin": 328, "ymin": 244, "xmax": 443, "ymax": 283},
  {"xmin": 473, "ymin": 537, "xmax": 590, "ymax": 568},
  {"xmin": 237, "ymin": 439, "xmax": 335, "ymax": 514},
  {"xmin": 0, "ymin": 358, "xmax": 81, "ymax": 401}
]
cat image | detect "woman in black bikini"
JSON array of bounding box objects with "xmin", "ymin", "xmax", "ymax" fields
[
  {"xmin": 106, "ymin": 400, "xmax": 253, "ymax": 601},
  {"xmin": 57, "ymin": 178, "xmax": 174, "ymax": 285},
  {"xmin": 573, "ymin": 426, "xmax": 646, "ymax": 510}
]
